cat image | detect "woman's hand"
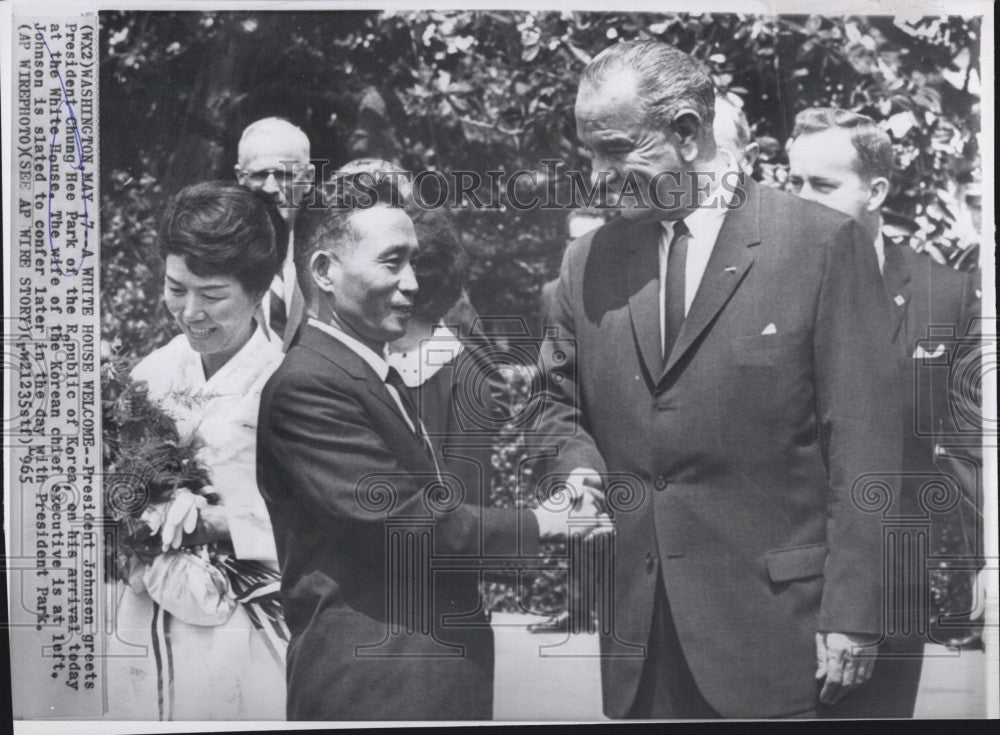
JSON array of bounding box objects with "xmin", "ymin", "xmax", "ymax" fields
[
  {"xmin": 139, "ymin": 487, "xmax": 231, "ymax": 551},
  {"xmin": 158, "ymin": 488, "xmax": 209, "ymax": 552}
]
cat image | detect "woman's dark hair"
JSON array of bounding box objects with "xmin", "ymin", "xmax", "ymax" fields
[
  {"xmin": 407, "ymin": 206, "xmax": 467, "ymax": 322},
  {"xmin": 158, "ymin": 181, "xmax": 285, "ymax": 296}
]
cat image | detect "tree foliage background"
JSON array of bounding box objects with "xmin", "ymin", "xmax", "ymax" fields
[{"xmin": 100, "ymin": 11, "xmax": 984, "ymax": 621}]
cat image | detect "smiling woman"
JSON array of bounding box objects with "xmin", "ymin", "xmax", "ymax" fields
[
  {"xmin": 107, "ymin": 182, "xmax": 290, "ymax": 720},
  {"xmin": 157, "ymin": 182, "xmax": 287, "ymax": 374},
  {"xmin": 163, "ymin": 256, "xmax": 261, "ymax": 376}
]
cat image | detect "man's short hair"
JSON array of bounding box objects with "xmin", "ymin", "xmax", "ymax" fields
[
  {"xmin": 292, "ymin": 175, "xmax": 408, "ymax": 302},
  {"xmin": 580, "ymin": 39, "xmax": 716, "ymax": 131},
  {"xmin": 792, "ymin": 107, "xmax": 894, "ymax": 182}
]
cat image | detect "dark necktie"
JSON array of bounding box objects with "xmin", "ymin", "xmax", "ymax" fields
[
  {"xmin": 385, "ymin": 367, "xmax": 421, "ymax": 435},
  {"xmin": 384, "ymin": 366, "xmax": 442, "ymax": 473},
  {"xmin": 268, "ymin": 277, "xmax": 287, "ymax": 339},
  {"xmin": 663, "ymin": 219, "xmax": 689, "ymax": 363}
]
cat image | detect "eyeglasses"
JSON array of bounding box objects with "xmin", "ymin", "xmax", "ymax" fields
[{"xmin": 241, "ymin": 166, "xmax": 306, "ymax": 186}]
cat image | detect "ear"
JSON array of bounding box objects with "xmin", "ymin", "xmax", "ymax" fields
[
  {"xmin": 294, "ymin": 161, "xmax": 316, "ymax": 184},
  {"xmin": 671, "ymin": 108, "xmax": 704, "ymax": 163},
  {"xmin": 309, "ymin": 250, "xmax": 339, "ymax": 295},
  {"xmin": 867, "ymin": 176, "xmax": 890, "ymax": 212},
  {"xmin": 250, "ymin": 287, "xmax": 268, "ymax": 308},
  {"xmin": 234, "ymin": 164, "xmax": 246, "ymax": 183}
]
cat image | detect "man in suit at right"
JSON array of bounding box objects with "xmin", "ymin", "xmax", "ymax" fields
[
  {"xmin": 538, "ymin": 40, "xmax": 902, "ymax": 719},
  {"xmin": 788, "ymin": 107, "xmax": 983, "ymax": 717}
]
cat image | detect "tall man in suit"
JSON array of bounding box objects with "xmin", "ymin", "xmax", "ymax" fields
[
  {"xmin": 257, "ymin": 177, "xmax": 606, "ymax": 720},
  {"xmin": 236, "ymin": 117, "xmax": 316, "ymax": 349},
  {"xmin": 788, "ymin": 107, "xmax": 984, "ymax": 717},
  {"xmin": 538, "ymin": 40, "xmax": 902, "ymax": 718}
]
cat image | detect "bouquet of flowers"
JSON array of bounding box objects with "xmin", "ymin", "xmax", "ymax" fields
[
  {"xmin": 100, "ymin": 346, "xmax": 216, "ymax": 581},
  {"xmin": 101, "ymin": 345, "xmax": 286, "ymax": 639}
]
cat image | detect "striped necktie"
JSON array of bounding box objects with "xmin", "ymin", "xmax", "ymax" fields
[{"xmin": 268, "ymin": 277, "xmax": 287, "ymax": 338}]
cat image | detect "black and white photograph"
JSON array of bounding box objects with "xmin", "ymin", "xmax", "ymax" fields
[{"xmin": 2, "ymin": 1, "xmax": 996, "ymax": 730}]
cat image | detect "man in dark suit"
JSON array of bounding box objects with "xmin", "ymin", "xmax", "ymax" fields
[
  {"xmin": 537, "ymin": 40, "xmax": 902, "ymax": 718},
  {"xmin": 788, "ymin": 107, "xmax": 983, "ymax": 717},
  {"xmin": 257, "ymin": 177, "xmax": 605, "ymax": 720}
]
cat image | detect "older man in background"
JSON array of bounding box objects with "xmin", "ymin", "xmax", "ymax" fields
[{"xmin": 236, "ymin": 117, "xmax": 316, "ymax": 348}]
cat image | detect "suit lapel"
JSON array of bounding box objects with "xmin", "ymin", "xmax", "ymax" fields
[
  {"xmin": 660, "ymin": 180, "xmax": 761, "ymax": 381},
  {"xmin": 298, "ymin": 325, "xmax": 419, "ymax": 438},
  {"xmin": 626, "ymin": 222, "xmax": 666, "ymax": 383},
  {"xmin": 881, "ymin": 238, "xmax": 911, "ymax": 344}
]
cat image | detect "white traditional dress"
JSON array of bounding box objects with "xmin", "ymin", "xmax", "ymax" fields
[{"xmin": 107, "ymin": 325, "xmax": 287, "ymax": 720}]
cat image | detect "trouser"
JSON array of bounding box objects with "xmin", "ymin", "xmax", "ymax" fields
[{"xmin": 626, "ymin": 576, "xmax": 827, "ymax": 720}]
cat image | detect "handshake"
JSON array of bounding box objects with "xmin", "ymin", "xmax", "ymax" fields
[{"xmin": 530, "ymin": 467, "xmax": 612, "ymax": 540}]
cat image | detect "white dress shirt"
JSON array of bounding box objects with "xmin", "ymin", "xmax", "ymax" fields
[
  {"xmin": 873, "ymin": 230, "xmax": 885, "ymax": 275},
  {"xmin": 658, "ymin": 161, "xmax": 738, "ymax": 358}
]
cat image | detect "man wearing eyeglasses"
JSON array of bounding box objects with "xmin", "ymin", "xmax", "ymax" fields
[{"xmin": 236, "ymin": 117, "xmax": 316, "ymax": 349}]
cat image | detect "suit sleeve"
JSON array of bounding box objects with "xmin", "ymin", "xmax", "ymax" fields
[
  {"xmin": 813, "ymin": 219, "xmax": 903, "ymax": 635},
  {"xmin": 536, "ymin": 238, "xmax": 608, "ymax": 479},
  {"xmin": 441, "ymin": 347, "xmax": 536, "ymax": 559},
  {"xmin": 935, "ymin": 267, "xmax": 985, "ymax": 569},
  {"xmin": 264, "ymin": 368, "xmax": 539, "ymax": 560}
]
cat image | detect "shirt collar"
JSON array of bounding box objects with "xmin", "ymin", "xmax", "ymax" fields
[
  {"xmin": 659, "ymin": 154, "xmax": 737, "ymax": 240},
  {"xmin": 873, "ymin": 229, "xmax": 886, "ymax": 275},
  {"xmin": 307, "ymin": 317, "xmax": 389, "ymax": 380},
  {"xmin": 387, "ymin": 322, "xmax": 464, "ymax": 388}
]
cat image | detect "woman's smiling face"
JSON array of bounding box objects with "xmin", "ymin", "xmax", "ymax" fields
[{"xmin": 163, "ymin": 254, "xmax": 259, "ymax": 364}]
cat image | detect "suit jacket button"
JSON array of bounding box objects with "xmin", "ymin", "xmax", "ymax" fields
[
  {"xmin": 645, "ymin": 552, "xmax": 656, "ymax": 572},
  {"xmin": 654, "ymin": 475, "xmax": 667, "ymax": 491}
]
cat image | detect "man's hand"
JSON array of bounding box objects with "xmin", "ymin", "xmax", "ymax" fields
[
  {"xmin": 815, "ymin": 631, "xmax": 879, "ymax": 705},
  {"xmin": 532, "ymin": 467, "xmax": 610, "ymax": 540}
]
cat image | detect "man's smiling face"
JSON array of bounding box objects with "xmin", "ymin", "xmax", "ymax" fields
[{"xmin": 325, "ymin": 205, "xmax": 419, "ymax": 349}]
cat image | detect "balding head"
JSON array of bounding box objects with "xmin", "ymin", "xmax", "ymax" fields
[
  {"xmin": 235, "ymin": 117, "xmax": 315, "ymax": 223},
  {"xmin": 238, "ymin": 118, "xmax": 310, "ymax": 163}
]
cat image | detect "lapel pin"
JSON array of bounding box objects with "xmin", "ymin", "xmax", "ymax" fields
[
  {"xmin": 724, "ymin": 266, "xmax": 737, "ymax": 273},
  {"xmin": 894, "ymin": 294, "xmax": 906, "ymax": 306}
]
